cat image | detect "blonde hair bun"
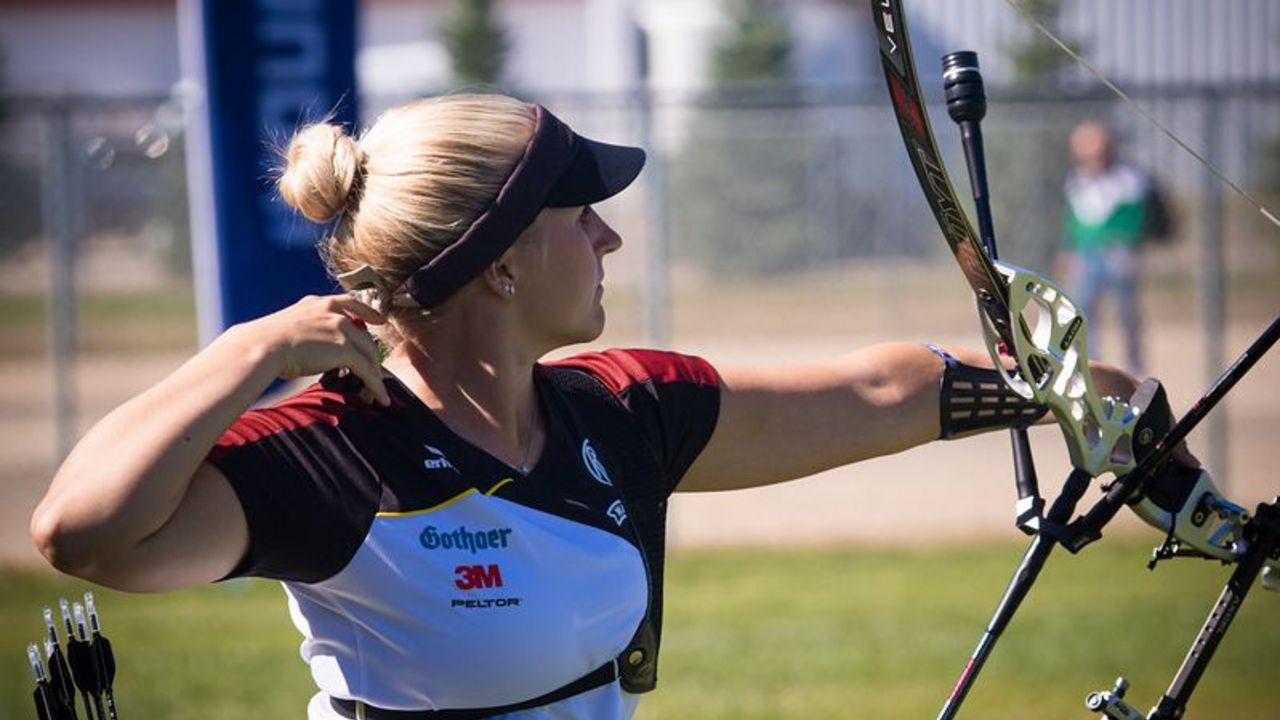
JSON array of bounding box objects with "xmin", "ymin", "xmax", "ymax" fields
[{"xmin": 279, "ymin": 123, "xmax": 366, "ymax": 223}]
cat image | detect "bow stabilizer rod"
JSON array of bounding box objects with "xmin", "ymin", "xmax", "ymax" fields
[
  {"xmin": 930, "ymin": 51, "xmax": 1062, "ymax": 720},
  {"xmin": 872, "ymin": 0, "xmax": 1049, "ymax": 537},
  {"xmin": 939, "ymin": 49, "xmax": 1043, "ymax": 534},
  {"xmin": 867, "ymin": 16, "xmax": 1070, "ymax": 715}
]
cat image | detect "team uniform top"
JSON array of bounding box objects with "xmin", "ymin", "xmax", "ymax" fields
[{"xmin": 207, "ymin": 349, "xmax": 721, "ymax": 719}]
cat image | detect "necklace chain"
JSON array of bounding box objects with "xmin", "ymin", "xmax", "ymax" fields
[{"xmin": 517, "ymin": 395, "xmax": 537, "ymax": 474}]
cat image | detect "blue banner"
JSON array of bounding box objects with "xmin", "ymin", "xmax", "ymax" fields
[{"xmin": 181, "ymin": 0, "xmax": 357, "ymax": 341}]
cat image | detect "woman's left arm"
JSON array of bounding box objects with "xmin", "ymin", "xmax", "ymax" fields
[{"xmin": 677, "ymin": 342, "xmax": 1137, "ymax": 493}]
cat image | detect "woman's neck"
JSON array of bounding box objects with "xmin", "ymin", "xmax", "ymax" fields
[{"xmin": 383, "ymin": 313, "xmax": 545, "ymax": 473}]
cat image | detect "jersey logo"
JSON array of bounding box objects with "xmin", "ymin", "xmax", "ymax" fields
[
  {"xmin": 454, "ymin": 564, "xmax": 504, "ymax": 590},
  {"xmin": 451, "ymin": 598, "xmax": 521, "ymax": 609},
  {"xmin": 420, "ymin": 525, "xmax": 513, "ymax": 554},
  {"xmin": 423, "ymin": 444, "xmax": 458, "ymax": 473},
  {"xmin": 607, "ymin": 499, "xmax": 628, "ymax": 526},
  {"xmin": 581, "ymin": 438, "xmax": 613, "ymax": 486}
]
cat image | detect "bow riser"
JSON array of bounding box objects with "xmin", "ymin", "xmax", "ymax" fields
[{"xmin": 998, "ymin": 262, "xmax": 1143, "ymax": 477}]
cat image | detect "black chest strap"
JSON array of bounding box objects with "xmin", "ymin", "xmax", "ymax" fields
[
  {"xmin": 544, "ymin": 365, "xmax": 669, "ymax": 694},
  {"xmin": 329, "ymin": 661, "xmax": 618, "ymax": 719}
]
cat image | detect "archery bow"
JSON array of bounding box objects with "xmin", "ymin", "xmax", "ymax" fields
[
  {"xmin": 872, "ymin": 0, "xmax": 1152, "ymax": 496},
  {"xmin": 871, "ymin": 6, "xmax": 1156, "ymax": 715},
  {"xmin": 870, "ymin": 1, "xmax": 1280, "ymax": 717}
]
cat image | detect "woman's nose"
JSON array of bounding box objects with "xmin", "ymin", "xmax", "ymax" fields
[{"xmin": 597, "ymin": 220, "xmax": 622, "ymax": 255}]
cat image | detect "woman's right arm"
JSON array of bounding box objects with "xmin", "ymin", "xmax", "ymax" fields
[{"xmin": 29, "ymin": 295, "xmax": 389, "ymax": 593}]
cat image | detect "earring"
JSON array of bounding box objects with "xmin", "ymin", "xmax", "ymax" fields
[{"xmin": 503, "ymin": 281, "xmax": 516, "ymax": 296}]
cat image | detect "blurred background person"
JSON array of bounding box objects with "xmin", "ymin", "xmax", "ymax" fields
[{"xmin": 1058, "ymin": 119, "xmax": 1158, "ymax": 375}]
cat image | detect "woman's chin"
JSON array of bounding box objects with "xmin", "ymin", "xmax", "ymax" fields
[
  {"xmin": 583, "ymin": 310, "xmax": 606, "ymax": 343},
  {"xmin": 547, "ymin": 309, "xmax": 607, "ymax": 349},
  {"xmin": 580, "ymin": 306, "xmax": 608, "ymax": 343}
]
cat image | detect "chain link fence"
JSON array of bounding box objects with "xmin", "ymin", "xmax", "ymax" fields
[
  {"xmin": 2, "ymin": 82, "xmax": 1279, "ymax": 561},
  {"xmin": 0, "ymin": 97, "xmax": 191, "ymax": 294}
]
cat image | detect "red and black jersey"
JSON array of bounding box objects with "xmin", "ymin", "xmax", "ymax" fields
[{"xmin": 207, "ymin": 349, "xmax": 720, "ymax": 718}]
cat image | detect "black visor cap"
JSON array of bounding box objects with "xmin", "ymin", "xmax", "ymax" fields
[
  {"xmin": 543, "ymin": 137, "xmax": 646, "ymax": 208},
  {"xmin": 398, "ymin": 106, "xmax": 646, "ymax": 309}
]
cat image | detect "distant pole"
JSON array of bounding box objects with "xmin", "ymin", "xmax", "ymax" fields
[
  {"xmin": 635, "ymin": 26, "xmax": 670, "ymax": 348},
  {"xmin": 42, "ymin": 102, "xmax": 78, "ymax": 463},
  {"xmin": 1198, "ymin": 90, "xmax": 1227, "ymax": 481}
]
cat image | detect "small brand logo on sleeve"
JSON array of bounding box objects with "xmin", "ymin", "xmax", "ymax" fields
[
  {"xmin": 581, "ymin": 439, "xmax": 613, "ymax": 486},
  {"xmin": 423, "ymin": 444, "xmax": 458, "ymax": 473},
  {"xmin": 607, "ymin": 500, "xmax": 628, "ymax": 526}
]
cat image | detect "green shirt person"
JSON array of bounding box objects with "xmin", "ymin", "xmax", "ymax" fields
[{"xmin": 1060, "ymin": 120, "xmax": 1151, "ymax": 374}]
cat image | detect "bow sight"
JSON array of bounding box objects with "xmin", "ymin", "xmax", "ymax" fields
[{"xmin": 871, "ymin": 1, "xmax": 1280, "ymax": 718}]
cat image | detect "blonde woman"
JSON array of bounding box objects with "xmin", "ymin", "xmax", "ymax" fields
[{"xmin": 32, "ymin": 94, "xmax": 1154, "ymax": 719}]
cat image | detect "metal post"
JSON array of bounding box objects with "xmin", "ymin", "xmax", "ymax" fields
[
  {"xmin": 637, "ymin": 85, "xmax": 670, "ymax": 348},
  {"xmin": 41, "ymin": 102, "xmax": 78, "ymax": 463},
  {"xmin": 1198, "ymin": 91, "xmax": 1227, "ymax": 481}
]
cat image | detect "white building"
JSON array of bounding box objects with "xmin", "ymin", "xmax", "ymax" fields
[
  {"xmin": 3, "ymin": 0, "xmax": 1277, "ymax": 102},
  {"xmin": 0, "ymin": 0, "xmax": 869, "ymax": 104}
]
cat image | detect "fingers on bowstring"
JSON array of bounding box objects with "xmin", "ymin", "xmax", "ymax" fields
[
  {"xmin": 346, "ymin": 356, "xmax": 391, "ymax": 407},
  {"xmin": 330, "ymin": 294, "xmax": 388, "ymax": 326},
  {"xmin": 339, "ymin": 313, "xmax": 391, "ymax": 407}
]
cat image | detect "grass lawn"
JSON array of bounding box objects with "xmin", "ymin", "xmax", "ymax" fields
[
  {"xmin": 6, "ymin": 264, "xmax": 1278, "ymax": 360},
  {"xmin": 2, "ymin": 538, "xmax": 1275, "ymax": 719},
  {"xmin": 0, "ymin": 290, "xmax": 198, "ymax": 358}
]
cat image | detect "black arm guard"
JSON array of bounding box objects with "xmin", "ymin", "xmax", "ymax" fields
[{"xmin": 925, "ymin": 344, "xmax": 1048, "ymax": 439}]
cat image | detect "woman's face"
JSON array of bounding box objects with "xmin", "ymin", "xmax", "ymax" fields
[{"xmin": 511, "ymin": 204, "xmax": 622, "ymax": 348}]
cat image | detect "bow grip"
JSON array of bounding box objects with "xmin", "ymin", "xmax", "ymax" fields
[
  {"xmin": 1126, "ymin": 378, "xmax": 1173, "ymax": 467},
  {"xmin": 1058, "ymin": 378, "xmax": 1172, "ymax": 553}
]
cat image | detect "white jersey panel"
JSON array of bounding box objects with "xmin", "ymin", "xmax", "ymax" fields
[{"xmin": 286, "ymin": 490, "xmax": 649, "ymax": 711}]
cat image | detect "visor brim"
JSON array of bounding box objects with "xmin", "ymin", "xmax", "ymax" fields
[{"xmin": 543, "ymin": 137, "xmax": 646, "ymax": 208}]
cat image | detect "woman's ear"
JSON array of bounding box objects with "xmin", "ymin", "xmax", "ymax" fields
[{"xmin": 483, "ymin": 254, "xmax": 518, "ymax": 299}]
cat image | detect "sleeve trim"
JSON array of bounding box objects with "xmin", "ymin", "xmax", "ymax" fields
[
  {"xmin": 211, "ymin": 384, "xmax": 349, "ymax": 451},
  {"xmin": 547, "ymin": 349, "xmax": 720, "ymax": 397}
]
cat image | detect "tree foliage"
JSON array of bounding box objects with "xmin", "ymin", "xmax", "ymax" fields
[
  {"xmin": 1004, "ymin": 0, "xmax": 1082, "ymax": 87},
  {"xmin": 711, "ymin": 0, "xmax": 791, "ymax": 87},
  {"xmin": 440, "ymin": 0, "xmax": 509, "ymax": 87},
  {"xmin": 670, "ymin": 1, "xmax": 815, "ymax": 275}
]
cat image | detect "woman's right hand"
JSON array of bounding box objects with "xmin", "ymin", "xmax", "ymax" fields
[
  {"xmin": 244, "ymin": 294, "xmax": 392, "ymax": 406},
  {"xmin": 31, "ymin": 294, "xmax": 391, "ymax": 589}
]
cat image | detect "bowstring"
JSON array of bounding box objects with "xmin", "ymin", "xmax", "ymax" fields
[{"xmin": 1003, "ymin": 0, "xmax": 1280, "ymax": 230}]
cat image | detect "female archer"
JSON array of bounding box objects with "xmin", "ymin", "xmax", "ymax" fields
[{"xmin": 31, "ymin": 93, "xmax": 1160, "ymax": 719}]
